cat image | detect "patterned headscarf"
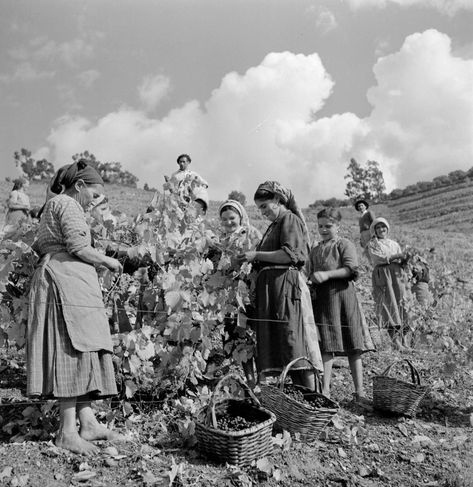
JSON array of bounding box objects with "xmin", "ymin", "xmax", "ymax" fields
[
  {"xmin": 256, "ymin": 181, "xmax": 310, "ymax": 243},
  {"xmin": 51, "ymin": 160, "xmax": 104, "ymax": 191},
  {"xmin": 218, "ymin": 199, "xmax": 249, "ymax": 227},
  {"xmin": 370, "ymin": 217, "xmax": 390, "ymax": 237},
  {"xmin": 39, "ymin": 161, "xmax": 104, "ymax": 218}
]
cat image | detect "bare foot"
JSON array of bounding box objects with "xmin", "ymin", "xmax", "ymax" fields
[
  {"xmin": 55, "ymin": 430, "xmax": 99, "ymax": 455},
  {"xmin": 80, "ymin": 423, "xmax": 126, "ymax": 442}
]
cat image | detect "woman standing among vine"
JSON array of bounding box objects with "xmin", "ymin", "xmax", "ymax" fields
[
  {"xmin": 308, "ymin": 208, "xmax": 374, "ymax": 403},
  {"xmin": 237, "ymin": 181, "xmax": 322, "ymax": 389},
  {"xmin": 367, "ymin": 217, "xmax": 410, "ymax": 350},
  {"xmin": 28, "ymin": 161, "xmax": 123, "ymax": 455},
  {"xmin": 3, "ymin": 177, "xmax": 30, "ymax": 230}
]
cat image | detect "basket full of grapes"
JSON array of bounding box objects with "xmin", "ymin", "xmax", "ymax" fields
[
  {"xmin": 260, "ymin": 357, "xmax": 339, "ymax": 441},
  {"xmin": 195, "ymin": 373, "xmax": 276, "ymax": 466}
]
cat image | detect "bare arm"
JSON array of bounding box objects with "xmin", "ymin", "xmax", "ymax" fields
[{"xmin": 312, "ymin": 267, "xmax": 351, "ymax": 284}]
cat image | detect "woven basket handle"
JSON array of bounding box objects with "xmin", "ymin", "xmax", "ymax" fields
[
  {"xmin": 277, "ymin": 356, "xmax": 322, "ymax": 393},
  {"xmin": 209, "ymin": 373, "xmax": 261, "ymax": 428},
  {"xmin": 380, "ymin": 359, "xmax": 421, "ymax": 385}
]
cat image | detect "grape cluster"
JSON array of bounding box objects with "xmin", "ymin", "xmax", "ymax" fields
[
  {"xmin": 284, "ymin": 385, "xmax": 331, "ymax": 409},
  {"xmin": 216, "ymin": 414, "xmax": 259, "ymax": 431}
]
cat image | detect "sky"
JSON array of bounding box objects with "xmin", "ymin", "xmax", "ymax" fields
[{"xmin": 1, "ymin": 0, "xmax": 472, "ymax": 206}]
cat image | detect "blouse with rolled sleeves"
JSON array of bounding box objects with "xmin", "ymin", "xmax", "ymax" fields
[{"xmin": 367, "ymin": 238, "xmax": 402, "ymax": 267}]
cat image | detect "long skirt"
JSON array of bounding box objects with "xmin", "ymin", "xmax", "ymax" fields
[
  {"xmin": 372, "ymin": 263, "xmax": 409, "ymax": 334},
  {"xmin": 313, "ymin": 280, "xmax": 374, "ymax": 356},
  {"xmin": 27, "ymin": 272, "xmax": 117, "ymax": 398},
  {"xmin": 254, "ymin": 267, "xmax": 322, "ymax": 375}
]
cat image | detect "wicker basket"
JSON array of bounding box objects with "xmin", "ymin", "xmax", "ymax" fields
[
  {"xmin": 373, "ymin": 359, "xmax": 429, "ymax": 417},
  {"xmin": 260, "ymin": 357, "xmax": 339, "ymax": 441},
  {"xmin": 195, "ymin": 372, "xmax": 276, "ymax": 466}
]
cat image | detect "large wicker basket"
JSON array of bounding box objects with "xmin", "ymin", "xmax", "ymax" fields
[
  {"xmin": 260, "ymin": 357, "xmax": 339, "ymax": 441},
  {"xmin": 195, "ymin": 373, "xmax": 276, "ymax": 466},
  {"xmin": 373, "ymin": 359, "xmax": 429, "ymax": 417}
]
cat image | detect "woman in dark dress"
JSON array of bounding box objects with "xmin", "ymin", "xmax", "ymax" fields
[
  {"xmin": 28, "ymin": 161, "xmax": 123, "ymax": 455},
  {"xmin": 237, "ymin": 181, "xmax": 322, "ymax": 389}
]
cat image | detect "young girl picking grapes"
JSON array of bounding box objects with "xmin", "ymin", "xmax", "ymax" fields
[{"xmin": 308, "ymin": 208, "xmax": 374, "ymax": 404}]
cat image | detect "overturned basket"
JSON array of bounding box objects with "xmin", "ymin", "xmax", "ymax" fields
[
  {"xmin": 195, "ymin": 372, "xmax": 276, "ymax": 466},
  {"xmin": 260, "ymin": 357, "xmax": 339, "ymax": 441},
  {"xmin": 373, "ymin": 359, "xmax": 429, "ymax": 417}
]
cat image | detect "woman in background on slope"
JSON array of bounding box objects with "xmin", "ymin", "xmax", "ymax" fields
[
  {"xmin": 237, "ymin": 181, "xmax": 322, "ymax": 389},
  {"xmin": 308, "ymin": 208, "xmax": 374, "ymax": 404},
  {"xmin": 4, "ymin": 177, "xmax": 30, "ymax": 229},
  {"xmin": 367, "ymin": 217, "xmax": 410, "ymax": 351},
  {"xmin": 28, "ymin": 161, "xmax": 123, "ymax": 455},
  {"xmin": 354, "ymin": 199, "xmax": 375, "ymax": 263}
]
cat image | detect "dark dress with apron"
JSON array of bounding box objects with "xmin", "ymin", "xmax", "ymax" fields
[
  {"xmin": 27, "ymin": 194, "xmax": 117, "ymax": 398},
  {"xmin": 253, "ymin": 210, "xmax": 322, "ymax": 375},
  {"xmin": 308, "ymin": 238, "xmax": 374, "ymax": 356}
]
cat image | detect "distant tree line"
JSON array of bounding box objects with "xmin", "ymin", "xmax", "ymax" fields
[
  {"xmin": 388, "ymin": 168, "xmax": 472, "ymax": 200},
  {"xmin": 10, "ymin": 148, "xmax": 138, "ymax": 188}
]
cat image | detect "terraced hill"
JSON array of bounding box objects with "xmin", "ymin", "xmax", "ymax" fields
[{"xmin": 387, "ymin": 179, "xmax": 473, "ymax": 232}]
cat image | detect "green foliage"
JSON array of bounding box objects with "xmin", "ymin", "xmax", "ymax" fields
[
  {"xmin": 227, "ymin": 190, "xmax": 247, "ymax": 206},
  {"xmin": 72, "ymin": 151, "xmax": 139, "ymax": 188},
  {"xmin": 13, "ymin": 149, "xmax": 55, "ymax": 181},
  {"xmin": 344, "ymin": 158, "xmax": 386, "ymax": 202}
]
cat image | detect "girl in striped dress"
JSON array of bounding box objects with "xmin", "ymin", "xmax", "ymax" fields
[
  {"xmin": 308, "ymin": 208, "xmax": 374, "ymax": 403},
  {"xmin": 28, "ymin": 161, "xmax": 123, "ymax": 455}
]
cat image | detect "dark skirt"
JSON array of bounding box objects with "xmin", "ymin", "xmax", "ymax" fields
[
  {"xmin": 313, "ymin": 280, "xmax": 374, "ymax": 356},
  {"xmin": 372, "ymin": 263, "xmax": 409, "ymax": 333},
  {"xmin": 27, "ymin": 272, "xmax": 117, "ymax": 398},
  {"xmin": 254, "ymin": 267, "xmax": 317, "ymax": 375}
]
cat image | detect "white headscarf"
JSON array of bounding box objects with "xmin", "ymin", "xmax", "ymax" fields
[{"xmin": 370, "ymin": 217, "xmax": 390, "ymax": 237}]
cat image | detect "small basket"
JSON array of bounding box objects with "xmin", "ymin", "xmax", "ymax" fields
[
  {"xmin": 195, "ymin": 372, "xmax": 276, "ymax": 466},
  {"xmin": 373, "ymin": 359, "xmax": 429, "ymax": 417},
  {"xmin": 260, "ymin": 357, "xmax": 339, "ymax": 441}
]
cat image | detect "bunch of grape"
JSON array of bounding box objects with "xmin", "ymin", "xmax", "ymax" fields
[
  {"xmin": 284, "ymin": 385, "xmax": 331, "ymax": 409},
  {"xmin": 216, "ymin": 414, "xmax": 259, "ymax": 431}
]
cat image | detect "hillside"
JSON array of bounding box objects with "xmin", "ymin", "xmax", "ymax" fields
[{"xmin": 387, "ymin": 179, "xmax": 473, "ymax": 232}]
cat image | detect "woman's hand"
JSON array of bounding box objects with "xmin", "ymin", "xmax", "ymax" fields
[
  {"xmin": 105, "ymin": 257, "xmax": 123, "ymax": 273},
  {"xmin": 312, "ymin": 271, "xmax": 329, "ymax": 284},
  {"xmin": 236, "ymin": 251, "xmax": 257, "ymax": 264}
]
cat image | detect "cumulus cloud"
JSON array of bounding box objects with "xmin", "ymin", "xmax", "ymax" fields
[
  {"xmin": 44, "ymin": 32, "xmax": 473, "ymax": 206},
  {"xmin": 138, "ymin": 74, "xmax": 171, "ymax": 111},
  {"xmin": 357, "ymin": 29, "xmax": 473, "ymax": 186},
  {"xmin": 343, "ymin": 0, "xmax": 473, "ymax": 16}
]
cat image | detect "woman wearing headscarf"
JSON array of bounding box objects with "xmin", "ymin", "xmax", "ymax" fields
[
  {"xmin": 28, "ymin": 160, "xmax": 123, "ymax": 455},
  {"xmin": 354, "ymin": 198, "xmax": 375, "ymax": 263},
  {"xmin": 237, "ymin": 181, "xmax": 322, "ymax": 389},
  {"xmin": 219, "ymin": 199, "xmax": 262, "ymax": 250},
  {"xmin": 4, "ymin": 177, "xmax": 30, "ymax": 229},
  {"xmin": 367, "ymin": 217, "xmax": 410, "ymax": 350}
]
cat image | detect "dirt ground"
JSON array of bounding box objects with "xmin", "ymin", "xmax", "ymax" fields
[{"xmin": 1, "ymin": 346, "xmax": 473, "ymax": 487}]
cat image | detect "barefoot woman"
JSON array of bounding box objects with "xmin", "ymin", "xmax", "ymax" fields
[{"xmin": 27, "ymin": 161, "xmax": 123, "ymax": 455}]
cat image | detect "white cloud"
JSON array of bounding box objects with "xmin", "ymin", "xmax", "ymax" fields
[
  {"xmin": 138, "ymin": 74, "xmax": 171, "ymax": 111},
  {"xmin": 44, "ymin": 34, "xmax": 473, "ymax": 206},
  {"xmin": 358, "ymin": 29, "xmax": 473, "ymax": 185},
  {"xmin": 343, "ymin": 0, "xmax": 473, "ymax": 15}
]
